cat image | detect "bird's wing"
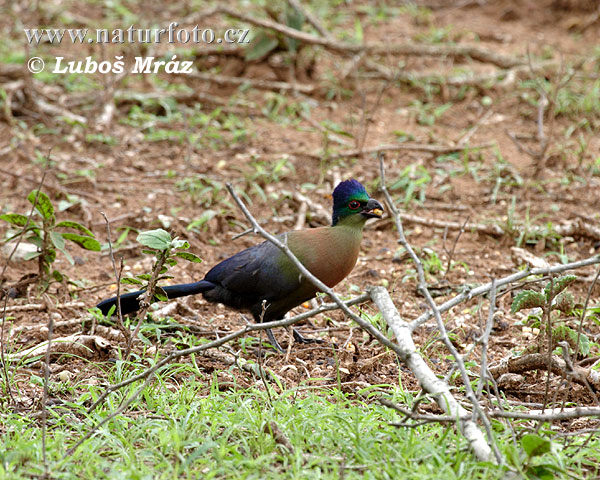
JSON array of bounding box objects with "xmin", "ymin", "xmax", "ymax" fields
[{"xmin": 203, "ymin": 240, "xmax": 300, "ymax": 301}]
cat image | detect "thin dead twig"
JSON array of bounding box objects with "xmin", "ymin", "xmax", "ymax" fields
[
  {"xmin": 3, "ymin": 301, "xmax": 86, "ymax": 313},
  {"xmin": 0, "ymin": 291, "xmax": 15, "ymax": 405},
  {"xmin": 188, "ymin": 70, "xmax": 315, "ymax": 94},
  {"xmin": 101, "ymin": 212, "xmax": 129, "ymax": 345}
]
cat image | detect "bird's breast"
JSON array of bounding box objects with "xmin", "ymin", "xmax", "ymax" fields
[{"xmin": 287, "ymin": 226, "xmax": 362, "ymax": 288}]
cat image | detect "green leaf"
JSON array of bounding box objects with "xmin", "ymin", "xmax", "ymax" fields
[
  {"xmin": 61, "ymin": 233, "xmax": 101, "ymax": 251},
  {"xmin": 27, "ymin": 190, "xmax": 54, "ymax": 220},
  {"xmin": 23, "ymin": 251, "xmax": 41, "ymax": 260},
  {"xmin": 245, "ymin": 31, "xmax": 278, "ymax": 61},
  {"xmin": 55, "ymin": 220, "xmax": 94, "ymax": 236},
  {"xmin": 522, "ymin": 434, "xmax": 551, "ymax": 458},
  {"xmin": 544, "ymin": 275, "xmax": 577, "ymax": 300},
  {"xmin": 171, "ymin": 238, "xmax": 189, "ymax": 250},
  {"xmin": 137, "ymin": 229, "xmax": 172, "ymax": 251},
  {"xmin": 526, "ymin": 464, "xmax": 562, "ymax": 480},
  {"xmin": 51, "ymin": 231, "xmax": 74, "ymax": 265},
  {"xmin": 0, "ymin": 213, "xmax": 30, "ymax": 227},
  {"xmin": 52, "ymin": 270, "xmax": 64, "ymax": 282},
  {"xmin": 511, "ymin": 290, "xmax": 547, "ymax": 313},
  {"xmin": 121, "ymin": 277, "xmax": 143, "ymax": 285},
  {"xmin": 173, "ymin": 252, "xmax": 202, "ymax": 263},
  {"xmin": 137, "ymin": 274, "xmax": 152, "ymax": 281}
]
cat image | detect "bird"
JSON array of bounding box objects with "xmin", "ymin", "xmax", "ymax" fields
[{"xmin": 96, "ymin": 179, "xmax": 384, "ymax": 351}]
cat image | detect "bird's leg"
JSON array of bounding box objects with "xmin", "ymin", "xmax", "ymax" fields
[
  {"xmin": 292, "ymin": 328, "xmax": 324, "ymax": 345},
  {"xmin": 266, "ymin": 328, "xmax": 285, "ymax": 352}
]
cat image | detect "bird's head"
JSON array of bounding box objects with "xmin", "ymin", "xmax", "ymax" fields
[{"xmin": 331, "ymin": 179, "xmax": 384, "ymax": 226}]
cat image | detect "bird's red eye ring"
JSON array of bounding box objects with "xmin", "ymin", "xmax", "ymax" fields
[{"xmin": 348, "ymin": 200, "xmax": 361, "ymax": 210}]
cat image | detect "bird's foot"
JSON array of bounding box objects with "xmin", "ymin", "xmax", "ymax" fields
[{"xmin": 292, "ymin": 328, "xmax": 324, "ymax": 345}]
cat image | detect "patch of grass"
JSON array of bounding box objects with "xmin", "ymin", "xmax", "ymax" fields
[{"xmin": 3, "ymin": 358, "xmax": 597, "ymax": 479}]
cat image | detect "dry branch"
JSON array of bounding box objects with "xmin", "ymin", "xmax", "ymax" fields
[
  {"xmin": 489, "ymin": 354, "xmax": 600, "ymax": 391},
  {"xmin": 3, "ymin": 301, "xmax": 86, "ymax": 313},
  {"xmin": 304, "ymin": 142, "xmax": 495, "ymax": 160},
  {"xmin": 5, "ymin": 334, "xmax": 112, "ymax": 362},
  {"xmin": 371, "ymin": 287, "xmax": 493, "ymax": 462},
  {"xmin": 213, "ymin": 7, "xmax": 525, "ymax": 68}
]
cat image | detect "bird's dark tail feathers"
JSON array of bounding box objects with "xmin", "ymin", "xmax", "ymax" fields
[{"xmin": 96, "ymin": 280, "xmax": 214, "ymax": 316}]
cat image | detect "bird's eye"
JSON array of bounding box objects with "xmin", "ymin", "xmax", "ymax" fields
[{"xmin": 348, "ymin": 200, "xmax": 361, "ymax": 210}]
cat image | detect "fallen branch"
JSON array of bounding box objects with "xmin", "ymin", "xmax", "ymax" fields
[
  {"xmin": 214, "ymin": 7, "xmax": 525, "ymax": 68},
  {"xmin": 371, "ymin": 287, "xmax": 493, "ymax": 462},
  {"xmin": 302, "ymin": 141, "xmax": 495, "ymax": 160},
  {"xmin": 489, "ymin": 354, "xmax": 600, "ymax": 392},
  {"xmin": 5, "ymin": 334, "xmax": 112, "ymax": 362},
  {"xmin": 3, "ymin": 301, "xmax": 86, "ymax": 313}
]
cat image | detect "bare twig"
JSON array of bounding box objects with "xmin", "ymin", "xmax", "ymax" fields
[
  {"xmin": 41, "ymin": 296, "xmax": 54, "ymax": 476},
  {"xmin": 0, "ymin": 291, "xmax": 15, "ymax": 405},
  {"xmin": 442, "ymin": 215, "xmax": 470, "ymax": 276},
  {"xmin": 489, "ymin": 353, "xmax": 600, "ymax": 391},
  {"xmin": 188, "ymin": 70, "xmax": 315, "ymax": 93},
  {"xmin": 476, "ymin": 279, "xmax": 496, "ymax": 401},
  {"xmin": 101, "ymin": 212, "xmax": 129, "ymax": 345}
]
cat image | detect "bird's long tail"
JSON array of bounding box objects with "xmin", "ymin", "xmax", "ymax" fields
[{"xmin": 96, "ymin": 281, "xmax": 214, "ymax": 316}]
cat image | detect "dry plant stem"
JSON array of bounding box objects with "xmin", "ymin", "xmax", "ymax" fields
[
  {"xmin": 41, "ymin": 301, "xmax": 54, "ymax": 476},
  {"xmin": 0, "ymin": 291, "xmax": 15, "ymax": 405},
  {"xmin": 379, "ymin": 157, "xmax": 501, "ymax": 464},
  {"xmin": 409, "ymin": 255, "xmax": 600, "ymax": 331},
  {"xmin": 475, "ymin": 279, "xmax": 496, "ymax": 401},
  {"xmin": 443, "ymin": 215, "xmax": 470, "ymax": 276},
  {"xmin": 124, "ymin": 250, "xmax": 168, "ymax": 358},
  {"xmin": 371, "ymin": 288, "xmax": 494, "ymax": 462},
  {"xmin": 488, "ymin": 353, "xmax": 600, "ymax": 391},
  {"xmin": 85, "ymin": 294, "xmax": 369, "ymax": 413},
  {"xmin": 213, "ymin": 7, "xmax": 524, "ymax": 68},
  {"xmin": 286, "ymin": 0, "xmax": 331, "ymax": 39},
  {"xmin": 101, "ymin": 212, "xmax": 129, "ymax": 345}
]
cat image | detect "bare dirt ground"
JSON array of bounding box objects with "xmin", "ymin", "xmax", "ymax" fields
[{"xmin": 1, "ymin": 0, "xmax": 600, "ymax": 420}]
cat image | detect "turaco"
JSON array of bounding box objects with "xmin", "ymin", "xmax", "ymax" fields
[{"xmin": 97, "ymin": 179, "xmax": 384, "ymax": 351}]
